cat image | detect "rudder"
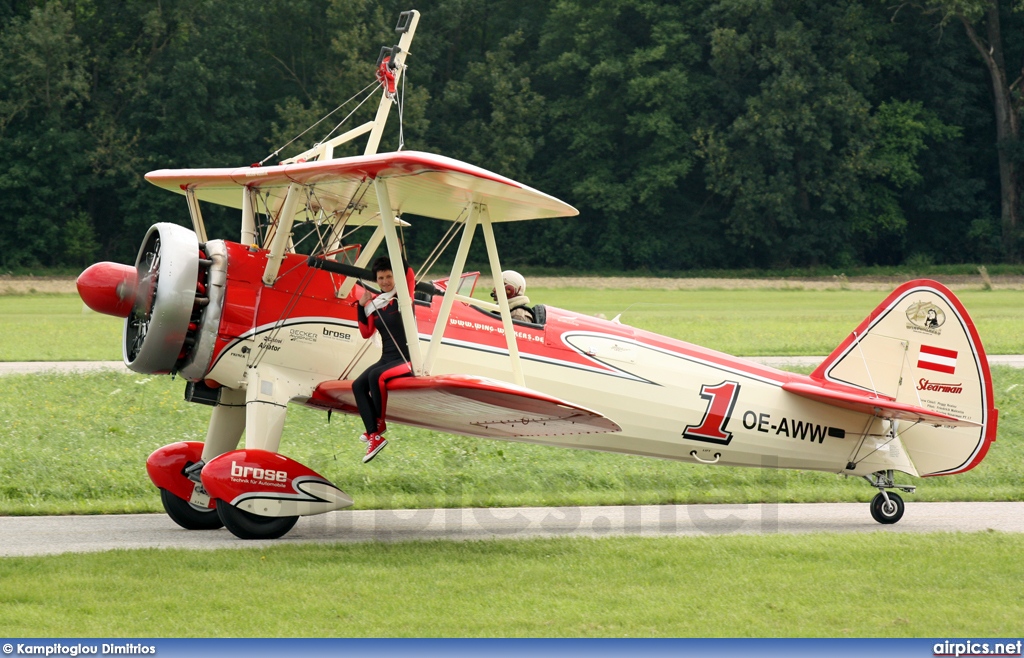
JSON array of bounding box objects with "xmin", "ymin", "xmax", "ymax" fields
[{"xmin": 812, "ymin": 279, "xmax": 997, "ymax": 476}]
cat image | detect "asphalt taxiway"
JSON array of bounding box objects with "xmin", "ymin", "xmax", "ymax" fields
[{"xmin": 3, "ymin": 502, "xmax": 1023, "ymax": 557}]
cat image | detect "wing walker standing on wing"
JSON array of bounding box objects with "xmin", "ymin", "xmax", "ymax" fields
[{"xmin": 76, "ymin": 10, "xmax": 998, "ymax": 539}]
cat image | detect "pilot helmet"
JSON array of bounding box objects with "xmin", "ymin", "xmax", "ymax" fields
[{"xmin": 491, "ymin": 270, "xmax": 526, "ymax": 300}]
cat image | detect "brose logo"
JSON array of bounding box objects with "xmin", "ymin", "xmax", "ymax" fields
[
  {"xmin": 322, "ymin": 327, "xmax": 352, "ymax": 341},
  {"xmin": 231, "ymin": 461, "xmax": 288, "ymax": 483}
]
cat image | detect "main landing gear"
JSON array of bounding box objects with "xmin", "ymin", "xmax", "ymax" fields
[
  {"xmin": 215, "ymin": 500, "xmax": 299, "ymax": 540},
  {"xmin": 185, "ymin": 458, "xmax": 299, "ymax": 540},
  {"xmin": 160, "ymin": 488, "xmax": 224, "ymax": 530},
  {"xmin": 865, "ymin": 469, "xmax": 915, "ymax": 525}
]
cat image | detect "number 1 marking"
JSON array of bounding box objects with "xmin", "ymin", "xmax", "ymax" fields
[{"xmin": 684, "ymin": 381, "xmax": 740, "ymax": 445}]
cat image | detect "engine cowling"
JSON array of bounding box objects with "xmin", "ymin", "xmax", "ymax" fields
[{"xmin": 123, "ymin": 223, "xmax": 200, "ymax": 374}]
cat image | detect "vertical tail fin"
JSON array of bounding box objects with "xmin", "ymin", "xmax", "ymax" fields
[{"xmin": 812, "ymin": 279, "xmax": 997, "ymax": 476}]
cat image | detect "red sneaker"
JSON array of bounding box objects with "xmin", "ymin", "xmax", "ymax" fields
[
  {"xmin": 360, "ymin": 419, "xmax": 386, "ymax": 442},
  {"xmin": 362, "ymin": 433, "xmax": 388, "ymax": 463}
]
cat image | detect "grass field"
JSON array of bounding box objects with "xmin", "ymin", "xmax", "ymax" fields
[
  {"xmin": 1, "ymin": 289, "xmax": 1022, "ymax": 639},
  {"xmin": 1, "ymin": 366, "xmax": 1021, "ymax": 515},
  {"xmin": 0, "ymin": 295, "xmax": 124, "ymax": 361},
  {"xmin": 0, "ymin": 533, "xmax": 1021, "ymax": 636},
  {"xmin": 2, "ymin": 288, "xmax": 1023, "ymax": 362},
  {"xmin": 538, "ymin": 287, "xmax": 1024, "ymax": 356}
]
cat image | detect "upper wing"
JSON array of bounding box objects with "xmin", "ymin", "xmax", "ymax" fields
[
  {"xmin": 145, "ymin": 151, "xmax": 578, "ymax": 224},
  {"xmin": 304, "ymin": 374, "xmax": 621, "ymax": 438}
]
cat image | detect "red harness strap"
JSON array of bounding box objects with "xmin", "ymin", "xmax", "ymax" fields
[{"xmin": 377, "ymin": 56, "xmax": 397, "ymax": 97}]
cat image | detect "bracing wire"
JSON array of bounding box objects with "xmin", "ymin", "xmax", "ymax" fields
[
  {"xmin": 340, "ymin": 339, "xmax": 375, "ymax": 380},
  {"xmin": 252, "ymin": 190, "xmax": 270, "ymax": 246},
  {"xmin": 320, "ymin": 83, "xmax": 384, "ymax": 145},
  {"xmin": 416, "ymin": 207, "xmax": 468, "ymax": 281},
  {"xmin": 258, "ymin": 80, "xmax": 379, "ymax": 167},
  {"xmin": 245, "ymin": 65, "xmax": 406, "ymax": 369},
  {"xmin": 848, "ymin": 419, "xmax": 920, "ymax": 467},
  {"xmin": 397, "ymin": 64, "xmax": 407, "ymax": 151},
  {"xmin": 852, "ymin": 330, "xmax": 881, "ymax": 398},
  {"xmin": 250, "ymin": 265, "xmax": 321, "ymax": 369},
  {"xmin": 315, "ymin": 180, "xmax": 374, "ymax": 258}
]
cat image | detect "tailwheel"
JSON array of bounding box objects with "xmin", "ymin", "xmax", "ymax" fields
[
  {"xmin": 215, "ymin": 499, "xmax": 299, "ymax": 540},
  {"xmin": 160, "ymin": 488, "xmax": 223, "ymax": 530},
  {"xmin": 870, "ymin": 491, "xmax": 905, "ymax": 524},
  {"xmin": 864, "ymin": 469, "xmax": 913, "ymax": 525}
]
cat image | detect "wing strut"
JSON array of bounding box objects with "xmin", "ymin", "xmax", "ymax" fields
[
  {"xmin": 262, "ymin": 183, "xmax": 303, "ymax": 285},
  {"xmin": 481, "ymin": 205, "xmax": 525, "ymax": 386},
  {"xmin": 240, "ymin": 186, "xmax": 257, "ymax": 245},
  {"xmin": 421, "ymin": 202, "xmax": 526, "ymax": 387},
  {"xmin": 184, "ymin": 188, "xmax": 208, "ymax": 244},
  {"xmin": 375, "ymin": 178, "xmax": 423, "ymax": 375},
  {"xmin": 423, "ymin": 208, "xmax": 478, "ymax": 375}
]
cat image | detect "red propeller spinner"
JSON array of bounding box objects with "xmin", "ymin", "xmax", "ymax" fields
[{"xmin": 76, "ymin": 262, "xmax": 137, "ymax": 318}]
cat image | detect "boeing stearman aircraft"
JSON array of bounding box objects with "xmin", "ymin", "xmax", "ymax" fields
[{"xmin": 76, "ymin": 10, "xmax": 997, "ymax": 539}]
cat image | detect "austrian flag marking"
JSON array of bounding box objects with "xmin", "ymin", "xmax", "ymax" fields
[{"xmin": 917, "ymin": 344, "xmax": 957, "ymax": 374}]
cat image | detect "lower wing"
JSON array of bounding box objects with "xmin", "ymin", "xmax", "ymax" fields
[{"xmin": 303, "ymin": 374, "xmax": 621, "ymax": 438}]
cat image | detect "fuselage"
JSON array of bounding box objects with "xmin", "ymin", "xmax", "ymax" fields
[{"xmin": 197, "ymin": 241, "xmax": 904, "ymax": 478}]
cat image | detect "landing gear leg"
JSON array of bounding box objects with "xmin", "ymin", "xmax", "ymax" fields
[
  {"xmin": 201, "ymin": 387, "xmax": 246, "ymax": 462},
  {"xmin": 161, "ymin": 387, "xmax": 245, "ymax": 532},
  {"xmin": 865, "ymin": 470, "xmax": 914, "ymax": 525},
  {"xmin": 211, "ymin": 368, "xmax": 299, "ymax": 540}
]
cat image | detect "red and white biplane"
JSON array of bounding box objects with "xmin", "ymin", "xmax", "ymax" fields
[{"xmin": 77, "ymin": 10, "xmax": 997, "ymax": 539}]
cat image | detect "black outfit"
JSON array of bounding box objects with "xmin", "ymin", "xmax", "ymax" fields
[{"xmin": 353, "ymin": 267, "xmax": 415, "ymax": 434}]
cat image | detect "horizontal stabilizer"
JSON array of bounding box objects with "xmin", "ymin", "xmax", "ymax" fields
[
  {"xmin": 782, "ymin": 381, "xmax": 981, "ymax": 427},
  {"xmin": 306, "ymin": 374, "xmax": 621, "ymax": 438}
]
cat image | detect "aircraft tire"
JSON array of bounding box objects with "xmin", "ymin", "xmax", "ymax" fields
[
  {"xmin": 869, "ymin": 492, "xmax": 905, "ymax": 524},
  {"xmin": 160, "ymin": 488, "xmax": 224, "ymax": 530},
  {"xmin": 215, "ymin": 499, "xmax": 299, "ymax": 540}
]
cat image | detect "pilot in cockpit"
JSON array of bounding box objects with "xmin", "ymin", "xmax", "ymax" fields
[{"xmin": 491, "ymin": 270, "xmax": 534, "ymax": 323}]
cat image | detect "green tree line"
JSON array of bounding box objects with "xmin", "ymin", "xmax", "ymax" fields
[{"xmin": 1, "ymin": 0, "xmax": 1021, "ymax": 271}]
